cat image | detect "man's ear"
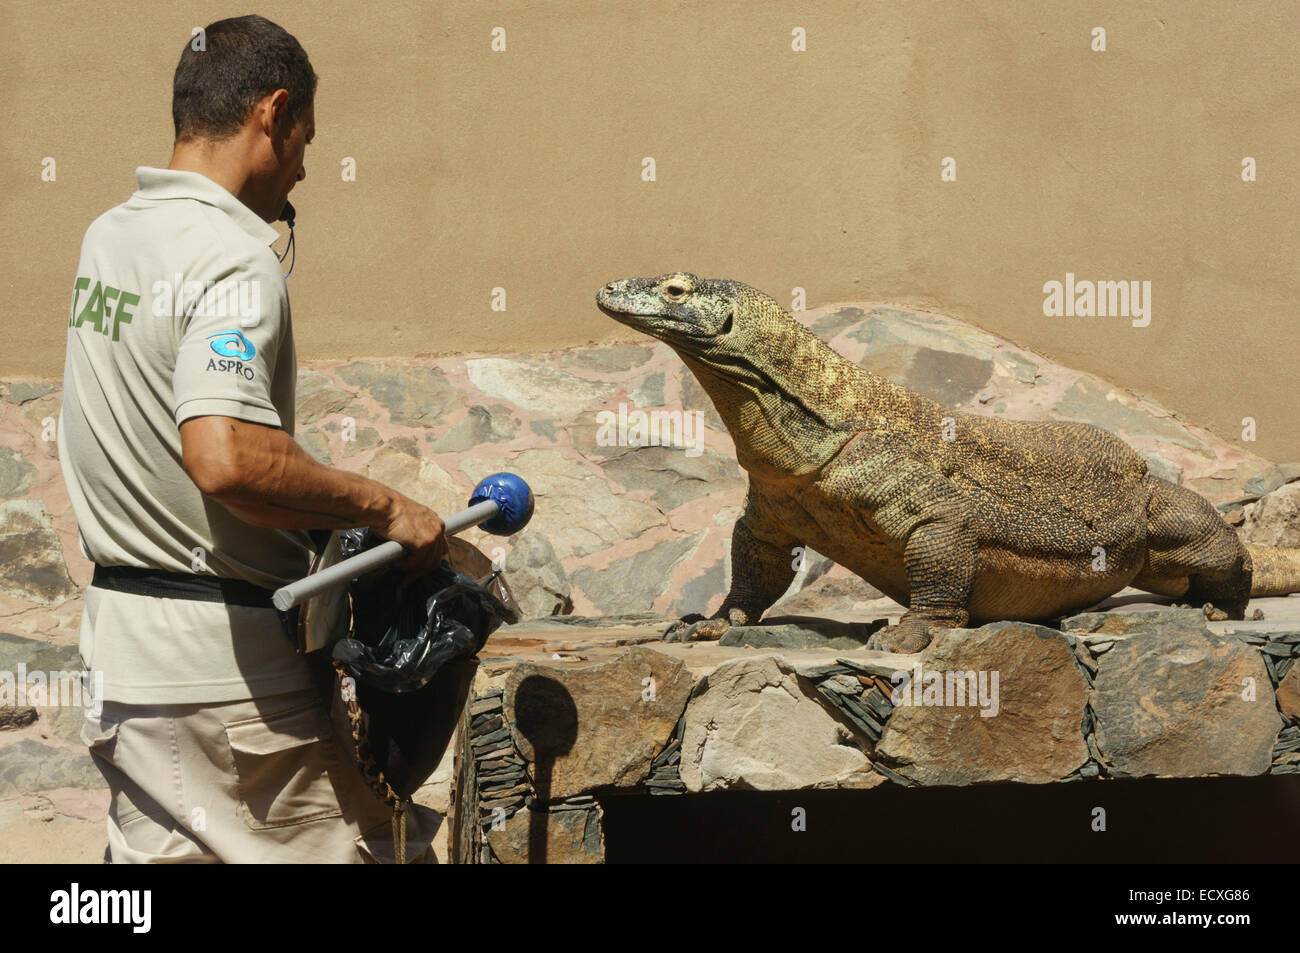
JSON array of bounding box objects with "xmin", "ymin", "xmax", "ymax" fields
[{"xmin": 259, "ymin": 88, "xmax": 291, "ymax": 142}]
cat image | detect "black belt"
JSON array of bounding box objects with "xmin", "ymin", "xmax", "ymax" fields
[
  {"xmin": 91, "ymin": 564, "xmax": 281, "ymax": 608},
  {"xmin": 90, "ymin": 565, "xmax": 301, "ymax": 647}
]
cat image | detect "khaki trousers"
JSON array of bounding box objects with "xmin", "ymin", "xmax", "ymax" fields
[{"xmin": 81, "ymin": 688, "xmax": 441, "ymax": 863}]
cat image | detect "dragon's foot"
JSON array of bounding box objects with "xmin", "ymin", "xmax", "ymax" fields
[
  {"xmin": 866, "ymin": 610, "xmax": 967, "ymax": 654},
  {"xmin": 662, "ymin": 614, "xmax": 732, "ymax": 643},
  {"xmin": 1202, "ymin": 602, "xmax": 1230, "ymax": 622},
  {"xmin": 866, "ymin": 620, "xmax": 934, "ymax": 653}
]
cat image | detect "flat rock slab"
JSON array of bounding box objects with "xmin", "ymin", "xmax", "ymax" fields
[
  {"xmin": 679, "ymin": 655, "xmax": 876, "ymax": 792},
  {"xmin": 0, "ymin": 502, "xmax": 78, "ymax": 605},
  {"xmin": 719, "ymin": 618, "xmax": 884, "ymax": 651},
  {"xmin": 0, "ymin": 633, "xmax": 80, "ymax": 679},
  {"xmin": 503, "ymin": 645, "xmax": 692, "ymax": 800},
  {"xmin": 517, "ymin": 613, "xmax": 671, "ymax": 629},
  {"xmin": 1091, "ymin": 627, "xmax": 1283, "ymax": 778},
  {"xmin": 1278, "ymin": 665, "xmax": 1300, "ymax": 722},
  {"xmin": 1064, "ymin": 607, "xmax": 1208, "ymax": 634},
  {"xmin": 485, "ymin": 802, "xmax": 604, "ymax": 864},
  {"xmin": 0, "ymin": 740, "xmax": 102, "ymax": 794},
  {"xmin": 875, "ymin": 622, "xmax": 1091, "ymax": 785},
  {"xmin": 335, "ymin": 363, "xmax": 464, "ymax": 428}
]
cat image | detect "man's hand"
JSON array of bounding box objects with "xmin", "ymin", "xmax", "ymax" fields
[
  {"xmin": 179, "ymin": 415, "xmax": 450, "ymax": 577},
  {"xmin": 378, "ymin": 495, "xmax": 448, "ymax": 581}
]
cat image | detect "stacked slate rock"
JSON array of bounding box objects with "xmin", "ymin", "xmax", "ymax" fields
[
  {"xmin": 467, "ymin": 687, "xmax": 529, "ymax": 863},
  {"xmin": 1237, "ymin": 630, "xmax": 1298, "ymax": 684},
  {"xmin": 1274, "ymin": 724, "xmax": 1300, "ymax": 774},
  {"xmin": 533, "ymin": 794, "xmax": 598, "ymax": 811},
  {"xmin": 463, "ymin": 686, "xmax": 611, "ymax": 863},
  {"xmin": 644, "ymin": 710, "xmax": 687, "ymax": 795},
  {"xmin": 797, "ymin": 658, "xmax": 905, "ymax": 785},
  {"xmin": 1232, "ymin": 630, "xmax": 1300, "ymax": 775},
  {"xmin": 1070, "ymin": 636, "xmax": 1107, "ymax": 780}
]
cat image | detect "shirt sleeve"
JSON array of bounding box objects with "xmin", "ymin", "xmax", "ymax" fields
[{"xmin": 172, "ymin": 251, "xmax": 289, "ymax": 428}]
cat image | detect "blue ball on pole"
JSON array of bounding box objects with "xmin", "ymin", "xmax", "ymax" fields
[{"xmin": 468, "ymin": 472, "xmax": 534, "ymax": 534}]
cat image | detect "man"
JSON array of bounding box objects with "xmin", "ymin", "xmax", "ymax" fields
[{"xmin": 61, "ymin": 15, "xmax": 448, "ymax": 862}]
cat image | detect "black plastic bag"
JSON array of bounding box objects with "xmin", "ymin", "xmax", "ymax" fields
[
  {"xmin": 331, "ymin": 527, "xmax": 518, "ymax": 693},
  {"xmin": 326, "ymin": 528, "xmax": 519, "ymax": 802}
]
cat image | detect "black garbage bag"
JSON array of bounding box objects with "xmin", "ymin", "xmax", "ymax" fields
[
  {"xmin": 332, "ymin": 527, "xmax": 518, "ymax": 692},
  {"xmin": 327, "ymin": 528, "xmax": 518, "ymax": 801}
]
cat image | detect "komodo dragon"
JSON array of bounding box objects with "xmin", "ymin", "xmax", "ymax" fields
[{"xmin": 595, "ymin": 271, "xmax": 1300, "ymax": 652}]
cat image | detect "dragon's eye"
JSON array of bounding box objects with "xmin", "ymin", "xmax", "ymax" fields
[{"xmin": 663, "ymin": 281, "xmax": 690, "ymax": 300}]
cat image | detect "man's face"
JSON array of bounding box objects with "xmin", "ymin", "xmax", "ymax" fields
[
  {"xmin": 269, "ymin": 100, "xmax": 313, "ymax": 221},
  {"xmin": 240, "ymin": 93, "xmax": 313, "ymax": 222}
]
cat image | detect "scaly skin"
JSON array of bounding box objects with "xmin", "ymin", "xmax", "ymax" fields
[{"xmin": 595, "ymin": 272, "xmax": 1300, "ymax": 652}]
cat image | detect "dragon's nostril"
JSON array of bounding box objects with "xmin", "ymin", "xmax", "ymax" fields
[{"xmin": 604, "ymin": 283, "xmax": 616, "ymax": 292}]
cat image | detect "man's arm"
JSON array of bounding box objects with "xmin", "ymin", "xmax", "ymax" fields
[{"xmin": 180, "ymin": 415, "xmax": 448, "ymax": 577}]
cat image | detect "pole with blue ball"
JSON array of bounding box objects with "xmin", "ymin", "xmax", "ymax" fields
[{"xmin": 271, "ymin": 471, "xmax": 534, "ymax": 611}]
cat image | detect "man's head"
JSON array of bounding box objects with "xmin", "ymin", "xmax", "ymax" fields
[{"xmin": 171, "ymin": 15, "xmax": 317, "ymax": 222}]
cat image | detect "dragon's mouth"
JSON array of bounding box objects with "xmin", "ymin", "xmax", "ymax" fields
[
  {"xmin": 604, "ymin": 312, "xmax": 716, "ymax": 346},
  {"xmin": 596, "ymin": 280, "xmax": 727, "ymax": 346}
]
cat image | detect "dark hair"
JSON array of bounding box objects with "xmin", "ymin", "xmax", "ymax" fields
[{"xmin": 172, "ymin": 15, "xmax": 317, "ymax": 142}]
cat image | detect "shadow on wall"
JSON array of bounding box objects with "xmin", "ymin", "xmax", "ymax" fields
[{"xmin": 513, "ymin": 674, "xmax": 579, "ymax": 865}]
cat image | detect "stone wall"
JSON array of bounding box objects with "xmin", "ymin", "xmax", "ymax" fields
[{"xmin": 451, "ymin": 608, "xmax": 1300, "ymax": 863}]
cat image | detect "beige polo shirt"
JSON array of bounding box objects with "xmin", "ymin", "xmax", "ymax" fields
[{"xmin": 60, "ymin": 167, "xmax": 317, "ymax": 703}]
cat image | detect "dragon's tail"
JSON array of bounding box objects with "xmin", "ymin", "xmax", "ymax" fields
[{"xmin": 1246, "ymin": 544, "xmax": 1300, "ymax": 596}]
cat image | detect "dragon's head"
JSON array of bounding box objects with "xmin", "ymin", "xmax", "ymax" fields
[
  {"xmin": 596, "ymin": 272, "xmax": 856, "ymax": 475},
  {"xmin": 596, "ymin": 272, "xmax": 758, "ymax": 351}
]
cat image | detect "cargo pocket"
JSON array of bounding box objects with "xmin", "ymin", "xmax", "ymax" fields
[
  {"xmin": 80, "ymin": 713, "xmax": 146, "ymax": 830},
  {"xmin": 224, "ymin": 701, "xmax": 350, "ymax": 830},
  {"xmin": 80, "ymin": 710, "xmax": 119, "ymax": 757}
]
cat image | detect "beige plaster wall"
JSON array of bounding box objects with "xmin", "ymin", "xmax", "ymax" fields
[{"xmin": 1, "ymin": 0, "xmax": 1296, "ymax": 459}]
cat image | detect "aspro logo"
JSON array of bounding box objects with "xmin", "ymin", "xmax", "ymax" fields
[
  {"xmin": 207, "ymin": 329, "xmax": 256, "ymax": 361},
  {"xmin": 205, "ymin": 329, "xmax": 257, "ymax": 380}
]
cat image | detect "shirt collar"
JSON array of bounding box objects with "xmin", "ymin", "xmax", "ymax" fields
[{"xmin": 133, "ymin": 167, "xmax": 281, "ymax": 245}]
